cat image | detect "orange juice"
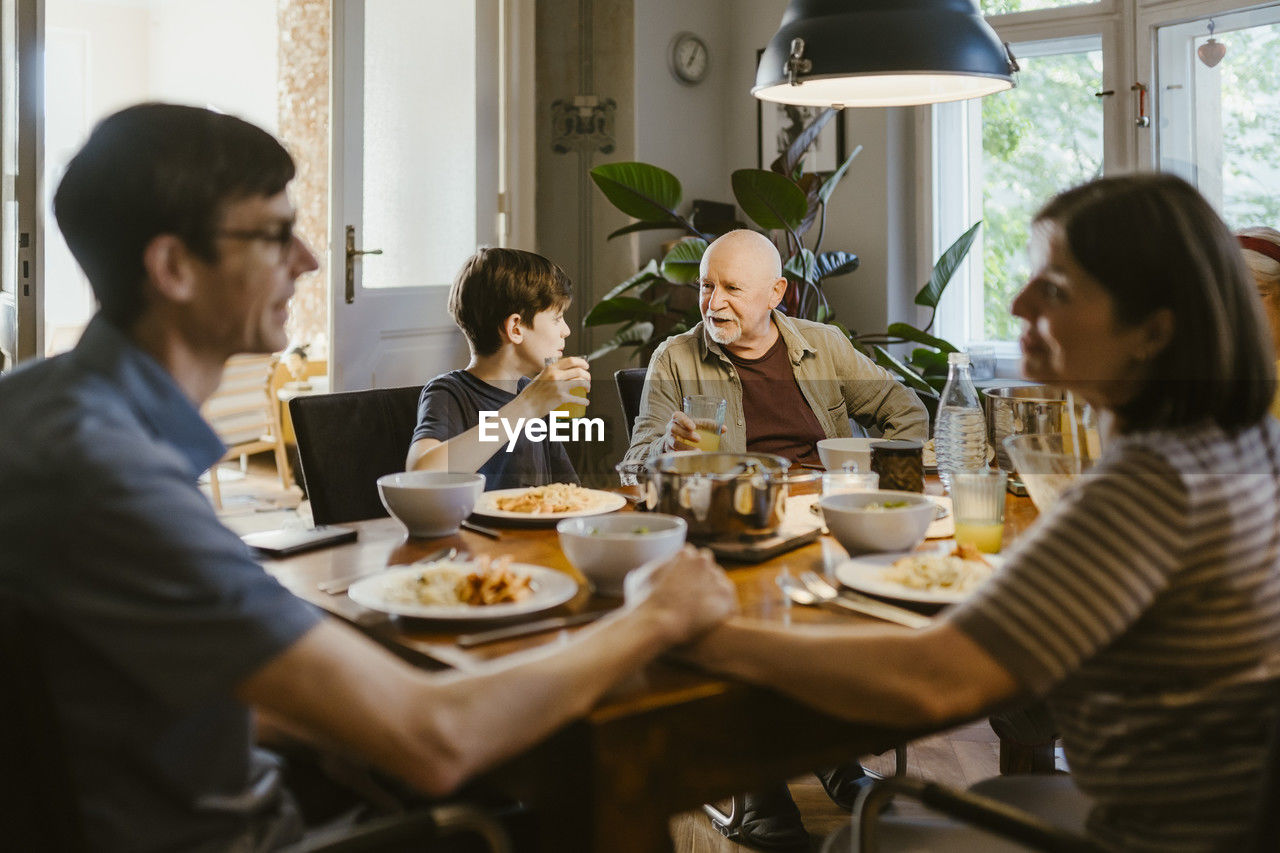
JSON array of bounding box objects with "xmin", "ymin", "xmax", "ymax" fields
[
  {"xmin": 693, "ymin": 423, "xmax": 721, "ymax": 451},
  {"xmin": 955, "ymin": 521, "xmax": 1003, "ymax": 554},
  {"xmin": 556, "ymin": 386, "xmax": 588, "ymax": 419}
]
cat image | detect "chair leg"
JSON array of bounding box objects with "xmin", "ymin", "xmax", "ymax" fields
[
  {"xmin": 273, "ymin": 439, "xmax": 293, "ymax": 491},
  {"xmin": 702, "ymin": 794, "xmax": 745, "ymax": 832},
  {"xmin": 208, "ymin": 466, "xmax": 223, "ymax": 509}
]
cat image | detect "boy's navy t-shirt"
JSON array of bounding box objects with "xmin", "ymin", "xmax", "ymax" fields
[{"xmin": 411, "ymin": 369, "xmax": 579, "ymax": 491}]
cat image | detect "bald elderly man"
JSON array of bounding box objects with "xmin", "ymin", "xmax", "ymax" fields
[
  {"xmin": 624, "ymin": 229, "xmax": 927, "ymax": 466},
  {"xmin": 623, "ymin": 229, "xmax": 928, "ymax": 849}
]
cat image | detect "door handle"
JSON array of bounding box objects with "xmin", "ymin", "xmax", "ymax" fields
[{"xmin": 344, "ymin": 225, "xmax": 383, "ymax": 304}]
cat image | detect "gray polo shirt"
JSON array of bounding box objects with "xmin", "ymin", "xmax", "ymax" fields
[{"xmin": 0, "ymin": 314, "xmax": 322, "ymax": 852}]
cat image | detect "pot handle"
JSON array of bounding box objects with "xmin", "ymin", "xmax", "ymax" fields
[{"xmin": 770, "ymin": 470, "xmax": 822, "ymax": 488}]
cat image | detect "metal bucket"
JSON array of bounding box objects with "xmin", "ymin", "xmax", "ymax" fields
[{"xmin": 983, "ymin": 385, "xmax": 1074, "ymax": 473}]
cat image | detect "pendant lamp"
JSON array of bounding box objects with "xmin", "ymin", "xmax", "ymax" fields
[{"xmin": 754, "ymin": 0, "xmax": 1018, "ymax": 108}]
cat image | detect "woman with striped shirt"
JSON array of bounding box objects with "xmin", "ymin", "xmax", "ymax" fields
[{"xmin": 688, "ymin": 173, "xmax": 1280, "ymax": 851}]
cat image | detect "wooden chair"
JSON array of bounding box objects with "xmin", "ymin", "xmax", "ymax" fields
[
  {"xmin": 289, "ymin": 386, "xmax": 423, "ymax": 526},
  {"xmin": 202, "ymin": 354, "xmax": 292, "ymax": 508},
  {"xmin": 0, "ymin": 590, "xmax": 512, "ymax": 852}
]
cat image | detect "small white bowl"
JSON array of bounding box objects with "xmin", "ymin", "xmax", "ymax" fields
[
  {"xmin": 377, "ymin": 471, "xmax": 485, "ymax": 538},
  {"xmin": 817, "ymin": 437, "xmax": 877, "ymax": 473},
  {"xmin": 820, "ymin": 490, "xmax": 935, "ymax": 554},
  {"xmin": 557, "ymin": 513, "xmax": 687, "ymax": 595}
]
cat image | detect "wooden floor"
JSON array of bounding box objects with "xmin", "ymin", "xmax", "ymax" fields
[{"xmin": 669, "ymin": 719, "xmax": 1006, "ymax": 852}]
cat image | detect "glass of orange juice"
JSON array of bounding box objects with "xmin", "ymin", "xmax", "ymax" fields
[
  {"xmin": 951, "ymin": 468, "xmax": 1007, "ymax": 553},
  {"xmin": 681, "ymin": 395, "xmax": 727, "ymax": 452},
  {"xmin": 546, "ymin": 357, "xmax": 588, "ymax": 418}
]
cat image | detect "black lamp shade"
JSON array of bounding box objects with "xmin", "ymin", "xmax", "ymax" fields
[{"xmin": 754, "ymin": 0, "xmax": 1014, "ymax": 107}]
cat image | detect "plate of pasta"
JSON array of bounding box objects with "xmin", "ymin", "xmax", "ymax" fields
[
  {"xmin": 472, "ymin": 483, "xmax": 627, "ymax": 524},
  {"xmin": 834, "ymin": 543, "xmax": 1002, "ymax": 605},
  {"xmin": 347, "ymin": 556, "xmax": 579, "ymax": 620}
]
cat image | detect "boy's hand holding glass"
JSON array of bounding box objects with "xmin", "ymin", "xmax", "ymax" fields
[{"xmin": 533, "ymin": 356, "xmax": 591, "ymax": 418}]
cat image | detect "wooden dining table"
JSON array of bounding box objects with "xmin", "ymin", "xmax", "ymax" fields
[{"xmin": 261, "ymin": 483, "xmax": 1038, "ymax": 852}]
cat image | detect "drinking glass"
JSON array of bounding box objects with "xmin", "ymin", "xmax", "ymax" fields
[
  {"xmin": 546, "ymin": 357, "xmax": 588, "ymax": 419},
  {"xmin": 822, "ymin": 464, "xmax": 879, "ymax": 497},
  {"xmin": 951, "ymin": 468, "xmax": 1008, "ymax": 553},
  {"xmin": 682, "ymin": 395, "xmax": 727, "ymax": 452}
]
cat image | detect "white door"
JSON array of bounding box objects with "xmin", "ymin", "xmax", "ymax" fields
[
  {"xmin": 329, "ymin": 0, "xmax": 500, "ymax": 392},
  {"xmin": 0, "ymin": 0, "xmax": 42, "ymax": 372}
]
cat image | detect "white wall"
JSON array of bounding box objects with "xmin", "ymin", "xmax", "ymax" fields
[{"xmin": 148, "ymin": 0, "xmax": 278, "ymax": 133}]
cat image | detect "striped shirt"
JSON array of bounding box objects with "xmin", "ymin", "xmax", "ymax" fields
[{"xmin": 950, "ymin": 418, "xmax": 1280, "ymax": 852}]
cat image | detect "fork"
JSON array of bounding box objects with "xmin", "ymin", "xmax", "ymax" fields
[
  {"xmin": 797, "ymin": 571, "xmax": 933, "ymax": 629},
  {"xmin": 318, "ymin": 546, "xmax": 457, "ymax": 595}
]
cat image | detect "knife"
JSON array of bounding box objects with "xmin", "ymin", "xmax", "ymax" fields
[
  {"xmin": 828, "ymin": 591, "xmax": 933, "ymax": 629},
  {"xmin": 456, "ymin": 610, "xmax": 606, "ymax": 648}
]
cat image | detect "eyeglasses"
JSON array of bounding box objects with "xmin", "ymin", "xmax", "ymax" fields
[{"xmin": 216, "ymin": 220, "xmax": 296, "ymax": 261}]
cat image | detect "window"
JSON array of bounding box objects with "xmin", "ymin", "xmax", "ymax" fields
[
  {"xmin": 928, "ymin": 0, "xmax": 1280, "ymax": 353},
  {"xmin": 1155, "ymin": 5, "xmax": 1280, "ymax": 228}
]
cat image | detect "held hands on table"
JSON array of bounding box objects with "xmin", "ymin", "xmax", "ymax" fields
[
  {"xmin": 510, "ymin": 356, "xmax": 591, "ymax": 419},
  {"xmin": 630, "ymin": 546, "xmax": 738, "ymax": 644},
  {"xmin": 663, "ymin": 411, "xmax": 727, "ymax": 452}
]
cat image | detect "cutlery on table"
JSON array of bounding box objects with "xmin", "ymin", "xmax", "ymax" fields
[
  {"xmin": 460, "ymin": 520, "xmax": 502, "ymax": 539},
  {"xmin": 793, "ymin": 570, "xmax": 933, "ymax": 629},
  {"xmin": 455, "ymin": 610, "xmax": 606, "ymax": 648},
  {"xmin": 319, "ymin": 546, "xmax": 457, "ymax": 595}
]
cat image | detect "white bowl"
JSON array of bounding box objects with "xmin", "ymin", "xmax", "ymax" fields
[
  {"xmin": 377, "ymin": 471, "xmax": 485, "ymax": 538},
  {"xmin": 557, "ymin": 513, "xmax": 687, "ymax": 595},
  {"xmin": 820, "ymin": 490, "xmax": 936, "ymax": 554},
  {"xmin": 817, "ymin": 437, "xmax": 876, "ymax": 473}
]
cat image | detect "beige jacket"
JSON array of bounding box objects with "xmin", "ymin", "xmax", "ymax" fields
[{"xmin": 624, "ymin": 311, "xmax": 929, "ymax": 464}]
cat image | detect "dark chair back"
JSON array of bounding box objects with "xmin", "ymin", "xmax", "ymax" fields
[
  {"xmin": 0, "ymin": 593, "xmax": 86, "ymax": 851},
  {"xmin": 1249, "ymin": 683, "xmax": 1280, "ymax": 852},
  {"xmin": 614, "ymin": 367, "xmax": 648, "ymax": 440},
  {"xmin": 290, "ymin": 386, "xmax": 424, "ymax": 527}
]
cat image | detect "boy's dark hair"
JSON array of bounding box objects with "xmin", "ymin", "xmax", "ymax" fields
[
  {"xmin": 1036, "ymin": 173, "xmax": 1275, "ymax": 431},
  {"xmin": 448, "ymin": 248, "xmax": 573, "ymax": 356},
  {"xmin": 53, "ymin": 102, "xmax": 295, "ymax": 329}
]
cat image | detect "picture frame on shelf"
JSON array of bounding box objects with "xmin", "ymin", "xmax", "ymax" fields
[{"xmin": 755, "ymin": 49, "xmax": 845, "ymax": 173}]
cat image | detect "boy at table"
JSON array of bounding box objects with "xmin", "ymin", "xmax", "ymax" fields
[
  {"xmin": 0, "ymin": 102, "xmax": 736, "ymax": 852},
  {"xmin": 405, "ymin": 247, "xmax": 592, "ymax": 490}
]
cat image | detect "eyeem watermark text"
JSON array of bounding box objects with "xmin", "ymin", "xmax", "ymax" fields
[{"xmin": 478, "ymin": 411, "xmax": 604, "ymax": 450}]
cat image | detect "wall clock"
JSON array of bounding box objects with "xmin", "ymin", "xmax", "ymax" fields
[{"xmin": 669, "ymin": 32, "xmax": 709, "ymax": 85}]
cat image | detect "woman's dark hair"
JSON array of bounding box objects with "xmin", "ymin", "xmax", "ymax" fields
[
  {"xmin": 448, "ymin": 247, "xmax": 573, "ymax": 356},
  {"xmin": 1036, "ymin": 173, "xmax": 1275, "ymax": 431},
  {"xmin": 53, "ymin": 103, "xmax": 295, "ymax": 329}
]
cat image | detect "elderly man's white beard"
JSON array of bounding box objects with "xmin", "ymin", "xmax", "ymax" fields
[{"xmin": 705, "ymin": 312, "xmax": 741, "ymax": 345}]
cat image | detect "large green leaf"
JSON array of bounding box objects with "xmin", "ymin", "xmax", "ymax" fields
[
  {"xmin": 910, "ymin": 347, "xmax": 949, "ymax": 376},
  {"xmin": 590, "ymin": 162, "xmax": 683, "ymax": 222},
  {"xmin": 783, "ymin": 248, "xmax": 817, "ymax": 284},
  {"xmin": 886, "ymin": 322, "xmax": 958, "ymax": 353},
  {"xmin": 585, "ymin": 321, "xmax": 655, "ymax": 362},
  {"xmin": 816, "ymin": 144, "xmax": 863, "ymax": 207},
  {"xmin": 873, "ymin": 345, "xmax": 935, "ymax": 395},
  {"xmin": 661, "ymin": 238, "xmax": 708, "ymax": 284},
  {"xmin": 814, "ymin": 251, "xmax": 859, "ymax": 281},
  {"xmin": 731, "ymin": 169, "xmax": 808, "ymax": 232},
  {"xmin": 583, "ymin": 297, "xmax": 665, "ymax": 327},
  {"xmin": 916, "ymin": 220, "xmax": 982, "ymax": 309},
  {"xmin": 607, "ymin": 219, "xmax": 690, "ymax": 241},
  {"xmin": 601, "ymin": 260, "xmax": 663, "ymax": 301}
]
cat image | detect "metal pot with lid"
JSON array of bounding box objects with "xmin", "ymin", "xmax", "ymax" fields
[{"xmin": 617, "ymin": 452, "xmax": 818, "ymax": 542}]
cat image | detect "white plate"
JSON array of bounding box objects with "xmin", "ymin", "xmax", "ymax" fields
[
  {"xmin": 347, "ymin": 562, "xmax": 578, "ymax": 621},
  {"xmin": 926, "ymin": 496, "xmax": 954, "ymax": 539},
  {"xmin": 834, "ymin": 549, "xmax": 1003, "ymax": 605},
  {"xmin": 472, "ymin": 487, "xmax": 627, "ymax": 523}
]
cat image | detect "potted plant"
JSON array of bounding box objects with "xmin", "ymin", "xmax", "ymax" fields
[{"xmin": 585, "ymin": 109, "xmax": 982, "ymax": 411}]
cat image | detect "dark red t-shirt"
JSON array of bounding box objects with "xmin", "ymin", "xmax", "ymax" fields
[{"xmin": 724, "ymin": 334, "xmax": 826, "ymax": 466}]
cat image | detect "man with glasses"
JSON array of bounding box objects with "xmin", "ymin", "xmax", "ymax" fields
[{"xmin": 0, "ymin": 103, "xmax": 735, "ymax": 851}]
